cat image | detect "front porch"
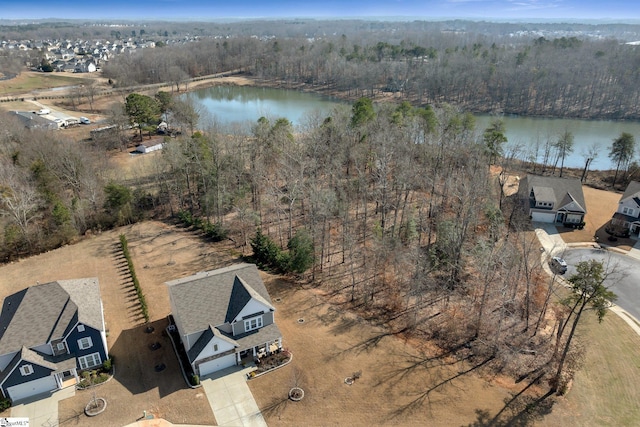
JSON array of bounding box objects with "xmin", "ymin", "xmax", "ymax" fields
[
  {"xmin": 55, "ymin": 368, "xmax": 79, "ymax": 389},
  {"xmin": 238, "ymin": 338, "xmax": 283, "ymax": 364}
]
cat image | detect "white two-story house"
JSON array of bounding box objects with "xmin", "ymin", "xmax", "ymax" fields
[
  {"xmin": 518, "ymin": 174, "xmax": 587, "ymax": 225},
  {"xmin": 167, "ymin": 263, "xmax": 282, "ymax": 377},
  {"xmin": 610, "ymin": 181, "xmax": 640, "ymax": 237}
]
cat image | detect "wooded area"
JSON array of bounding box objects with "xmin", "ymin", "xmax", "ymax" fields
[{"xmin": 95, "ymin": 21, "xmax": 640, "ymax": 120}]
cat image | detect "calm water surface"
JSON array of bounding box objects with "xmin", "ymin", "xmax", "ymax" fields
[
  {"xmin": 477, "ymin": 115, "xmax": 640, "ymax": 170},
  {"xmin": 183, "ymin": 85, "xmax": 344, "ymax": 129},
  {"xmin": 186, "ymin": 86, "xmax": 640, "ymax": 170}
]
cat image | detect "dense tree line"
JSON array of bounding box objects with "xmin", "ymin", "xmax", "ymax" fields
[
  {"xmin": 0, "ymin": 113, "xmax": 154, "ymax": 258},
  {"xmin": 98, "ymin": 23, "xmax": 640, "ymax": 120}
]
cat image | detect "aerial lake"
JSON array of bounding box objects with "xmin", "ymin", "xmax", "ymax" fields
[
  {"xmin": 182, "ymin": 85, "xmax": 344, "ymax": 129},
  {"xmin": 185, "ymin": 86, "xmax": 640, "ymax": 170}
]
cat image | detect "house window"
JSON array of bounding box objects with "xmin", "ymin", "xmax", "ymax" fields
[
  {"xmin": 244, "ymin": 316, "xmax": 263, "ymax": 332},
  {"xmin": 77, "ymin": 325, "xmax": 85, "ymax": 332},
  {"xmin": 623, "ymin": 207, "xmax": 635, "ymax": 216},
  {"xmin": 57, "ymin": 343, "xmax": 66, "ymax": 351},
  {"xmin": 78, "ymin": 353, "xmax": 101, "ymax": 370},
  {"xmin": 78, "ymin": 337, "xmax": 93, "ymax": 350},
  {"xmin": 19, "ymin": 364, "xmax": 34, "ymax": 376}
]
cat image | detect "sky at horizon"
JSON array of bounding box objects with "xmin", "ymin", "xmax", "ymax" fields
[{"xmin": 1, "ymin": 0, "xmax": 639, "ymax": 22}]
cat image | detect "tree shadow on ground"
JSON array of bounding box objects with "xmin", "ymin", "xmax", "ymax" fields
[
  {"xmin": 464, "ymin": 388, "xmax": 555, "ymax": 427},
  {"xmin": 110, "ymin": 318, "xmax": 186, "ymax": 397},
  {"xmin": 383, "ymin": 353, "xmax": 495, "ymax": 421},
  {"xmin": 260, "ymin": 396, "xmax": 290, "ymax": 420}
]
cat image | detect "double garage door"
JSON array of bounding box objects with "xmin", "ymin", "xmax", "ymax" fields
[
  {"xmin": 7, "ymin": 375, "xmax": 57, "ymax": 402},
  {"xmin": 198, "ymin": 353, "xmax": 237, "ymax": 377},
  {"xmin": 531, "ymin": 211, "xmax": 556, "ymax": 223}
]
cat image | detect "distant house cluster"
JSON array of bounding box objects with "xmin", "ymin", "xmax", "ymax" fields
[{"xmin": 0, "ymin": 35, "xmax": 198, "ymax": 74}]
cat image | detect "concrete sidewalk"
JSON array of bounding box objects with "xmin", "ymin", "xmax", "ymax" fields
[{"xmin": 202, "ymin": 367, "xmax": 267, "ymax": 427}]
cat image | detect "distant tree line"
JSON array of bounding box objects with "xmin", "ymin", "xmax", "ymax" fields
[{"xmin": 99, "ymin": 24, "xmax": 640, "ymax": 120}]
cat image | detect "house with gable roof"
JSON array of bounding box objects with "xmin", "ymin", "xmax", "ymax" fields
[
  {"xmin": 518, "ymin": 175, "xmax": 587, "ymax": 225},
  {"xmin": 167, "ymin": 263, "xmax": 282, "ymax": 377},
  {"xmin": 610, "ymin": 180, "xmax": 640, "ymax": 237},
  {"xmin": 0, "ymin": 279, "xmax": 108, "ymax": 402}
]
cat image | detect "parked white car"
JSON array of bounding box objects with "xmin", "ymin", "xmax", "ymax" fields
[
  {"xmin": 549, "ymin": 257, "xmax": 568, "ymax": 274},
  {"xmin": 80, "ymin": 117, "xmax": 91, "ymax": 124}
]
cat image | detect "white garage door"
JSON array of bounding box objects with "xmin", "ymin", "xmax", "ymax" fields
[
  {"xmin": 198, "ymin": 354, "xmax": 237, "ymax": 377},
  {"xmin": 7, "ymin": 376, "xmax": 57, "ymax": 402},
  {"xmin": 531, "ymin": 211, "xmax": 556, "ymax": 223}
]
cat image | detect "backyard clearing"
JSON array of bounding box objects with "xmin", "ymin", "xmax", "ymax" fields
[{"xmin": 0, "ymin": 219, "xmax": 638, "ymax": 426}]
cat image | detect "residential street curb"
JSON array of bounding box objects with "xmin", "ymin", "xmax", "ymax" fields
[{"xmin": 535, "ymin": 225, "xmax": 640, "ymax": 338}]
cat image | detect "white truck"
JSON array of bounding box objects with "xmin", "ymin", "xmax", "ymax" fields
[{"xmin": 36, "ymin": 108, "xmax": 51, "ymax": 115}]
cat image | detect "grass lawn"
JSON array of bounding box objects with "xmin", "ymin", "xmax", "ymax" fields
[
  {"xmin": 544, "ymin": 312, "xmax": 640, "ymax": 426},
  {"xmin": 0, "ymin": 72, "xmax": 92, "ymax": 95}
]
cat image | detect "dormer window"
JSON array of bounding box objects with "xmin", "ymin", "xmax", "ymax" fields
[
  {"xmin": 244, "ymin": 316, "xmax": 263, "ymax": 332},
  {"xmin": 57, "ymin": 343, "xmax": 66, "ymax": 351},
  {"xmin": 77, "ymin": 325, "xmax": 85, "ymax": 332},
  {"xmin": 623, "ymin": 206, "xmax": 635, "ymax": 216},
  {"xmin": 19, "ymin": 364, "xmax": 34, "ymax": 376}
]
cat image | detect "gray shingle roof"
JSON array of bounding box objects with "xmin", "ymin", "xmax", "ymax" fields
[
  {"xmin": 0, "ymin": 279, "xmax": 103, "ymax": 356},
  {"xmin": 520, "ymin": 175, "xmax": 587, "ymax": 213},
  {"xmin": 621, "ymin": 181, "xmax": 640, "ymax": 200},
  {"xmin": 167, "ymin": 263, "xmax": 275, "ymax": 336},
  {"xmin": 187, "ymin": 326, "xmax": 241, "ymax": 363},
  {"xmin": 227, "ymin": 323, "xmax": 282, "ymax": 352},
  {"xmin": 0, "ymin": 347, "xmax": 76, "ymax": 387}
]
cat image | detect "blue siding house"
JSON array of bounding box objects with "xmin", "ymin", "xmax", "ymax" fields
[{"xmin": 0, "ymin": 279, "xmax": 108, "ymax": 403}]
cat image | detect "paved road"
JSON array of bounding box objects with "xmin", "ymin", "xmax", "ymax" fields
[{"xmin": 563, "ymin": 248, "xmax": 640, "ymax": 322}]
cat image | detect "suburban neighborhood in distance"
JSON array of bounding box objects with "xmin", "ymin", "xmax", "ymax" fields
[{"xmin": 1, "ymin": 2, "xmax": 640, "ymax": 426}]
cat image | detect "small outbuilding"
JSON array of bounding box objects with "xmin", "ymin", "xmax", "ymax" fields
[{"xmin": 134, "ymin": 141, "xmax": 163, "ymax": 154}]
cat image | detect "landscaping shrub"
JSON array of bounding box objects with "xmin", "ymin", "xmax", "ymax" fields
[
  {"xmin": 250, "ymin": 228, "xmax": 313, "ymax": 274},
  {"xmin": 119, "ymin": 234, "xmax": 149, "ymax": 322},
  {"xmin": 190, "ymin": 374, "xmax": 200, "ymax": 386},
  {"xmin": 176, "ymin": 210, "xmax": 228, "ymax": 241},
  {"xmin": 0, "ymin": 398, "xmax": 10, "ymax": 411},
  {"xmin": 103, "ymin": 358, "xmax": 113, "ymax": 372}
]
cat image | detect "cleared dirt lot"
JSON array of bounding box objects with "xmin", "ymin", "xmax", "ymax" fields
[
  {"xmin": 249, "ymin": 278, "xmax": 518, "ymax": 426},
  {"xmin": 0, "ymin": 197, "xmax": 637, "ymax": 426}
]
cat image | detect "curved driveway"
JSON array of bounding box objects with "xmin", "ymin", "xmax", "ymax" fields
[{"xmin": 563, "ymin": 248, "xmax": 640, "ymax": 322}]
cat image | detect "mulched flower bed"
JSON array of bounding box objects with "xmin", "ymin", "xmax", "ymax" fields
[{"xmin": 255, "ymin": 350, "xmax": 291, "ymax": 374}]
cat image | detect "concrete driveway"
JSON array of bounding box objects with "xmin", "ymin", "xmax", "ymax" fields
[
  {"xmin": 11, "ymin": 385, "xmax": 75, "ymax": 426},
  {"xmin": 201, "ymin": 367, "xmax": 266, "ymax": 427}
]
